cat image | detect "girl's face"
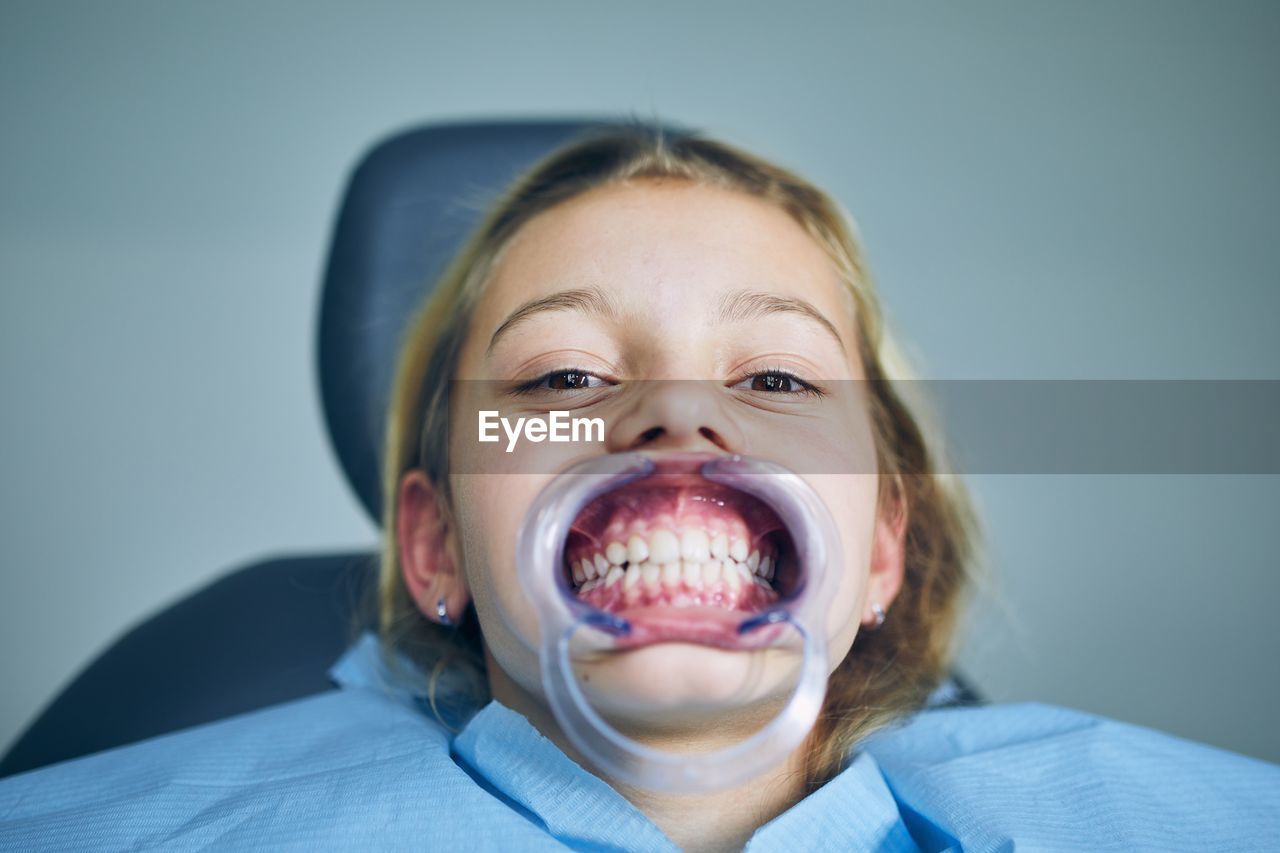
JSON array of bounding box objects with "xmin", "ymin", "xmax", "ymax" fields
[{"xmin": 412, "ymin": 179, "xmax": 904, "ymax": 740}]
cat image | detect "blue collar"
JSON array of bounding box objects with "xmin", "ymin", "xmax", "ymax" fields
[
  {"xmin": 330, "ymin": 631, "xmax": 918, "ymax": 851},
  {"xmin": 452, "ymin": 701, "xmax": 918, "ymax": 852}
]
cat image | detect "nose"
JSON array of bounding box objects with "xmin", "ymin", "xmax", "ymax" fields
[{"xmin": 605, "ymin": 381, "xmax": 744, "ymax": 455}]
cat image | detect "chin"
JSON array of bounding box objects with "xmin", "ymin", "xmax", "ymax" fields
[{"xmin": 570, "ymin": 643, "xmax": 802, "ymax": 736}]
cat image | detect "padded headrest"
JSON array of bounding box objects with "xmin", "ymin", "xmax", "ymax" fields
[{"xmin": 317, "ymin": 119, "xmax": 678, "ymax": 525}]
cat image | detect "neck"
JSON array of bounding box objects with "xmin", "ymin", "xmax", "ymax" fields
[
  {"xmin": 486, "ymin": 655, "xmax": 810, "ymax": 852},
  {"xmin": 613, "ymin": 764, "xmax": 808, "ymax": 853}
]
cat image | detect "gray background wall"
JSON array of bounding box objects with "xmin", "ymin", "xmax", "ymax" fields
[{"xmin": 2, "ymin": 1, "xmax": 1277, "ymax": 764}]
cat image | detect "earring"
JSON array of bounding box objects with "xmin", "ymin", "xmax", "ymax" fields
[
  {"xmin": 870, "ymin": 602, "xmax": 886, "ymax": 628},
  {"xmin": 436, "ymin": 597, "xmax": 452, "ymax": 626}
]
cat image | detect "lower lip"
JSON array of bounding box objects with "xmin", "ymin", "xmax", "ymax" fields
[{"xmin": 588, "ymin": 605, "xmax": 791, "ymax": 650}]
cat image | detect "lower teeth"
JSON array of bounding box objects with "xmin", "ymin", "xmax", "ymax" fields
[{"xmin": 569, "ymin": 555, "xmax": 777, "ymax": 597}]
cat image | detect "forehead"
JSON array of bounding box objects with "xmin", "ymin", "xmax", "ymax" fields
[{"xmin": 477, "ymin": 179, "xmax": 857, "ymax": 337}]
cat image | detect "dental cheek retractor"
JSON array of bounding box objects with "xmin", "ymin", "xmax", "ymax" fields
[{"xmin": 516, "ymin": 452, "xmax": 843, "ymax": 793}]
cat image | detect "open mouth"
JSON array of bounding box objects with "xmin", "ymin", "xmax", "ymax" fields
[{"xmin": 561, "ymin": 457, "xmax": 797, "ymax": 631}]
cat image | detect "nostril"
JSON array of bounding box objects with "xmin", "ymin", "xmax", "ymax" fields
[
  {"xmin": 698, "ymin": 426, "xmax": 731, "ymax": 452},
  {"xmin": 627, "ymin": 426, "xmax": 732, "ymax": 453},
  {"xmin": 629, "ymin": 426, "xmax": 665, "ymax": 448}
]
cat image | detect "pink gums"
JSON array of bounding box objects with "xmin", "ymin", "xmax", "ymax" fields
[{"xmin": 566, "ymin": 476, "xmax": 783, "ymax": 556}]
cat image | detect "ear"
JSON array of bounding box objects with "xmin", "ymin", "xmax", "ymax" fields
[
  {"xmin": 397, "ymin": 468, "xmax": 470, "ymax": 625},
  {"xmin": 864, "ymin": 474, "xmax": 908, "ymax": 626}
]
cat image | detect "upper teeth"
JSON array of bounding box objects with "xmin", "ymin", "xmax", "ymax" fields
[{"xmin": 570, "ymin": 528, "xmax": 777, "ymax": 593}]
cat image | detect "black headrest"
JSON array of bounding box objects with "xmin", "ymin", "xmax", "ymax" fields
[{"xmin": 317, "ymin": 119, "xmax": 679, "ymax": 525}]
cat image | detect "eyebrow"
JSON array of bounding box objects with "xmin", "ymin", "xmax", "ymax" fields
[
  {"xmin": 486, "ymin": 286, "xmax": 620, "ymax": 355},
  {"xmin": 717, "ymin": 289, "xmax": 847, "ymax": 355},
  {"xmin": 485, "ymin": 285, "xmax": 847, "ymax": 356}
]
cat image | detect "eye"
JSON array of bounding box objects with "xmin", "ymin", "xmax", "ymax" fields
[
  {"xmin": 730, "ymin": 369, "xmax": 826, "ymax": 397},
  {"xmin": 545, "ymin": 370, "xmax": 603, "ymax": 391},
  {"xmin": 514, "ymin": 369, "xmax": 612, "ymax": 394}
]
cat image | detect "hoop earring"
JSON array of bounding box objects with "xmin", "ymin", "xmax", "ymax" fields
[
  {"xmin": 871, "ymin": 602, "xmax": 886, "ymax": 628},
  {"xmin": 436, "ymin": 597, "xmax": 452, "ymax": 626}
]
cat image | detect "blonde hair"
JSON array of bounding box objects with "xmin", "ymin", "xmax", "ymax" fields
[{"xmin": 376, "ymin": 125, "xmax": 978, "ymax": 789}]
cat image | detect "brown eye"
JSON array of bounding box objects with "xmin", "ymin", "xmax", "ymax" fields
[
  {"xmin": 730, "ymin": 370, "xmax": 825, "ymax": 398},
  {"xmin": 751, "ymin": 373, "xmax": 795, "ymax": 393},
  {"xmin": 512, "ymin": 368, "xmax": 614, "ymax": 397},
  {"xmin": 547, "ymin": 371, "xmax": 593, "ymax": 390}
]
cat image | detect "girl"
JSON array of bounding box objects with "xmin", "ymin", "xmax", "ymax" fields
[
  {"xmin": 1, "ymin": 126, "xmax": 1275, "ymax": 852},
  {"xmin": 385, "ymin": 126, "xmax": 972, "ymax": 849}
]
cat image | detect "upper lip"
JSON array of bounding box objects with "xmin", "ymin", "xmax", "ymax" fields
[{"xmin": 617, "ymin": 450, "xmax": 736, "ymax": 476}]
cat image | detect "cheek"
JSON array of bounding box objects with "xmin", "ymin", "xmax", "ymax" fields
[
  {"xmin": 451, "ymin": 473, "xmax": 548, "ymax": 683},
  {"xmin": 808, "ymin": 473, "xmax": 879, "ymax": 660},
  {"xmin": 734, "ymin": 389, "xmax": 879, "ymax": 480}
]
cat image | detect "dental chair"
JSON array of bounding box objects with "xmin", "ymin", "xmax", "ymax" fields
[{"xmin": 0, "ymin": 119, "xmax": 981, "ymax": 779}]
